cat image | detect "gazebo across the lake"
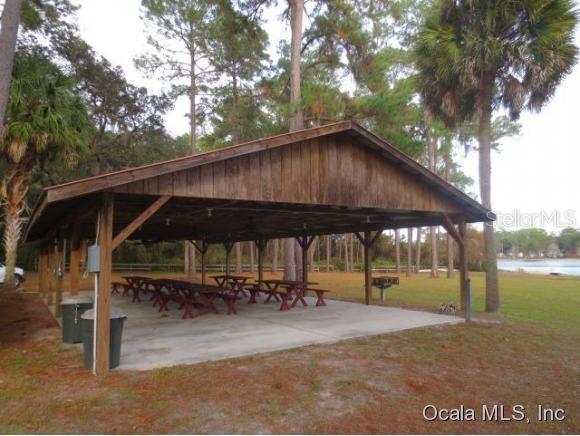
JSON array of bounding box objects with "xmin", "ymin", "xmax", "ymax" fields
[{"xmin": 25, "ymin": 120, "xmax": 493, "ymax": 375}]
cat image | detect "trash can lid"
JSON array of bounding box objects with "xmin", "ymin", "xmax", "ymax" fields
[
  {"xmin": 81, "ymin": 308, "xmax": 127, "ymax": 320},
  {"xmin": 61, "ymin": 296, "xmax": 93, "ymax": 305}
]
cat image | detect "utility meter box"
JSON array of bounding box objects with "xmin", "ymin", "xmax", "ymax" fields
[{"xmin": 87, "ymin": 244, "xmax": 101, "ymax": 272}]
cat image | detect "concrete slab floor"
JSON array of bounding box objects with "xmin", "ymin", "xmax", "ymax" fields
[{"xmin": 51, "ymin": 291, "xmax": 462, "ymax": 371}]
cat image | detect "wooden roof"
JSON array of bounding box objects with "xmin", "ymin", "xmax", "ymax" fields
[{"xmin": 25, "ymin": 121, "xmax": 493, "ymax": 243}]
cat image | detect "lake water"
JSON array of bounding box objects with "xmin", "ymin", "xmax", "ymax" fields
[{"xmin": 498, "ymin": 258, "xmax": 580, "ymax": 276}]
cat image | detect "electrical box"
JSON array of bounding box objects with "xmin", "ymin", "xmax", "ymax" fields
[{"xmin": 87, "ymin": 244, "xmax": 101, "ymax": 273}]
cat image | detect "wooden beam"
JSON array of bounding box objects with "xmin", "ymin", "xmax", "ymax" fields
[
  {"xmin": 363, "ymin": 231, "xmax": 372, "ymax": 305},
  {"xmin": 95, "ymin": 192, "xmax": 114, "ymax": 376},
  {"xmin": 407, "ymin": 228, "xmax": 412, "ymax": 277},
  {"xmin": 46, "ymin": 240, "xmax": 54, "ymax": 305},
  {"xmin": 192, "ymin": 240, "xmax": 209, "ymax": 284},
  {"xmin": 255, "ymin": 239, "xmax": 267, "ymax": 287},
  {"xmin": 69, "ymin": 222, "xmax": 81, "ymax": 295},
  {"xmin": 223, "ymin": 241, "xmax": 234, "ymax": 274},
  {"xmin": 38, "ymin": 244, "xmax": 48, "ymax": 296},
  {"xmin": 54, "ymin": 237, "xmax": 64, "ymax": 317},
  {"xmin": 111, "ymin": 195, "xmax": 171, "ymax": 250},
  {"xmin": 441, "ymin": 214, "xmax": 463, "ymax": 248},
  {"xmin": 457, "ymin": 215, "xmax": 469, "ymax": 310}
]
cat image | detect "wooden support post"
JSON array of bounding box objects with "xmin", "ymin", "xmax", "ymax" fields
[
  {"xmin": 223, "ymin": 241, "xmax": 234, "ymax": 274},
  {"xmin": 47, "ymin": 240, "xmax": 55, "ymax": 305},
  {"xmin": 69, "ymin": 223, "xmax": 81, "ymax": 295},
  {"xmin": 55, "ymin": 237, "xmax": 64, "ymax": 317},
  {"xmin": 296, "ymin": 235, "xmax": 315, "ymax": 284},
  {"xmin": 255, "ymin": 239, "xmax": 268, "ymax": 287},
  {"xmin": 407, "ymin": 228, "xmax": 412, "ymax": 277},
  {"xmin": 95, "ymin": 192, "xmax": 114, "ymax": 376},
  {"xmin": 355, "ymin": 230, "xmax": 382, "ymax": 305},
  {"xmin": 363, "ymin": 231, "xmax": 372, "ymax": 305},
  {"xmin": 442, "ymin": 213, "xmax": 468, "ymax": 311},
  {"xmin": 457, "ymin": 216, "xmax": 468, "ymax": 310},
  {"xmin": 192, "ymin": 241, "xmax": 209, "ymax": 284},
  {"xmin": 38, "ymin": 244, "xmax": 47, "ymax": 296}
]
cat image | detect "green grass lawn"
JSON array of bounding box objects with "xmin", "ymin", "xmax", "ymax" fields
[
  {"xmin": 2, "ymin": 270, "xmax": 578, "ymax": 433},
  {"xmin": 308, "ymin": 271, "xmax": 580, "ymax": 334}
]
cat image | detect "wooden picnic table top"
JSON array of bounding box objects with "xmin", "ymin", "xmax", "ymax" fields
[
  {"xmin": 256, "ymin": 279, "xmax": 318, "ymax": 286},
  {"xmin": 122, "ymin": 275, "xmax": 151, "ymax": 280},
  {"xmin": 211, "ymin": 274, "xmax": 251, "ymax": 280}
]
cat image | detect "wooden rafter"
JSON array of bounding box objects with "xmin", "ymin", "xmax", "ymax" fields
[
  {"xmin": 111, "ymin": 195, "xmax": 171, "ymax": 250},
  {"xmin": 441, "ymin": 214, "xmax": 464, "ymax": 247}
]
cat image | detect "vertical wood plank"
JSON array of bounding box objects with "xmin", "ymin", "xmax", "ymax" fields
[
  {"xmin": 47, "ymin": 241, "xmax": 54, "ymax": 305},
  {"xmin": 309, "ymin": 138, "xmax": 320, "ymax": 203},
  {"xmin": 212, "ymin": 161, "xmax": 226, "ymax": 197},
  {"xmin": 270, "ymin": 148, "xmax": 283, "ymax": 200},
  {"xmin": 95, "ymin": 192, "xmax": 114, "ymax": 376},
  {"xmin": 173, "ymin": 170, "xmax": 188, "ymax": 196},
  {"xmin": 69, "ymin": 223, "xmax": 81, "ymax": 295},
  {"xmin": 318, "ymin": 136, "xmax": 328, "ymax": 204},
  {"xmin": 38, "ymin": 244, "xmax": 47, "ymax": 296},
  {"xmin": 55, "ymin": 238, "xmax": 64, "ymax": 317},
  {"xmin": 364, "ymin": 231, "xmax": 372, "ymax": 305},
  {"xmin": 260, "ymin": 150, "xmax": 272, "ymax": 201},
  {"xmin": 200, "ymin": 165, "xmax": 213, "ymax": 198}
]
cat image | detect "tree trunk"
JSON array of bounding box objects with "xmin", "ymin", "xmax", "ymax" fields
[
  {"xmin": 184, "ymin": 39, "xmax": 197, "ymax": 278},
  {"xmin": 430, "ymin": 227, "xmax": 439, "ymax": 277},
  {"xmin": 189, "ymin": 38, "xmax": 197, "ymax": 152},
  {"xmin": 427, "ymin": 116, "xmax": 439, "ymax": 278},
  {"xmin": 406, "ymin": 228, "xmax": 412, "ymax": 278},
  {"xmin": 415, "ymin": 227, "xmax": 422, "ymax": 273},
  {"xmin": 187, "ymin": 242, "xmax": 196, "ymax": 280},
  {"xmin": 235, "ymin": 242, "xmax": 242, "ymax": 273},
  {"xmin": 343, "ymin": 235, "xmax": 350, "ymax": 272},
  {"xmin": 0, "ymin": 0, "xmax": 24, "ymax": 136},
  {"xmin": 479, "ymin": 82, "xmax": 500, "ymax": 312},
  {"xmin": 288, "ymin": 0, "xmax": 303, "ymax": 132},
  {"xmin": 271, "ymin": 239, "xmax": 279, "ymax": 273},
  {"xmin": 295, "ymin": 239, "xmax": 303, "ymax": 280},
  {"xmin": 284, "ymin": 0, "xmax": 303, "ymax": 281},
  {"xmin": 283, "ymin": 238, "xmax": 296, "ymax": 280},
  {"xmin": 1, "ymin": 165, "xmax": 28, "ymax": 288},
  {"xmin": 308, "ymin": 236, "xmax": 316, "ymax": 272},
  {"xmin": 325, "ymin": 235, "xmax": 331, "ymax": 272},
  {"xmin": 349, "ymin": 233, "xmax": 354, "ymax": 271},
  {"xmin": 394, "ymin": 229, "xmax": 401, "ymax": 274},
  {"xmin": 249, "ymin": 241, "xmax": 255, "ymax": 273},
  {"xmin": 445, "ymin": 153, "xmax": 454, "ymax": 278}
]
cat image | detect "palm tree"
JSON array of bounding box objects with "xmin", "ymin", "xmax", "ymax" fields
[
  {"xmin": 1, "ymin": 51, "xmax": 90, "ymax": 287},
  {"xmin": 415, "ymin": 0, "xmax": 578, "ymax": 312}
]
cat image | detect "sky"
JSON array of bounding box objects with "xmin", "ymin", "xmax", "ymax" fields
[{"xmin": 75, "ymin": 0, "xmax": 578, "ymax": 234}]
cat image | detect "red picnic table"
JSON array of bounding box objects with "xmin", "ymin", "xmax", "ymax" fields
[
  {"xmin": 256, "ymin": 279, "xmax": 318, "ymax": 311},
  {"xmin": 211, "ymin": 274, "xmax": 251, "ymax": 297},
  {"xmin": 121, "ymin": 276, "xmax": 152, "ymax": 302},
  {"xmin": 146, "ymin": 279, "xmax": 222, "ymax": 319}
]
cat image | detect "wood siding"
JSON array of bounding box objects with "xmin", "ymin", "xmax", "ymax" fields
[{"xmin": 113, "ymin": 135, "xmax": 460, "ymax": 213}]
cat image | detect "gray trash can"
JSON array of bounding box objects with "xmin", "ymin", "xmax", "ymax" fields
[
  {"xmin": 80, "ymin": 308, "xmax": 127, "ymax": 370},
  {"xmin": 61, "ymin": 296, "xmax": 93, "ymax": 343}
]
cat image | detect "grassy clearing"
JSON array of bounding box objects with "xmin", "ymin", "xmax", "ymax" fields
[{"xmin": 3, "ymin": 271, "xmax": 579, "ymax": 433}]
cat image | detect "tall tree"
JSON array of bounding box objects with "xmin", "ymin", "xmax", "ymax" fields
[
  {"xmin": 426, "ymin": 113, "xmax": 439, "ymax": 278},
  {"xmin": 0, "ymin": 0, "xmax": 24, "ymax": 137},
  {"xmin": 394, "ymin": 229, "xmax": 401, "ymax": 273},
  {"xmin": 1, "ymin": 50, "xmax": 90, "ymax": 286},
  {"xmin": 137, "ymin": 0, "xmax": 220, "ymax": 279},
  {"xmin": 415, "ymin": 0, "xmax": 578, "ymax": 312},
  {"xmin": 283, "ymin": 0, "xmax": 303, "ymax": 281}
]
